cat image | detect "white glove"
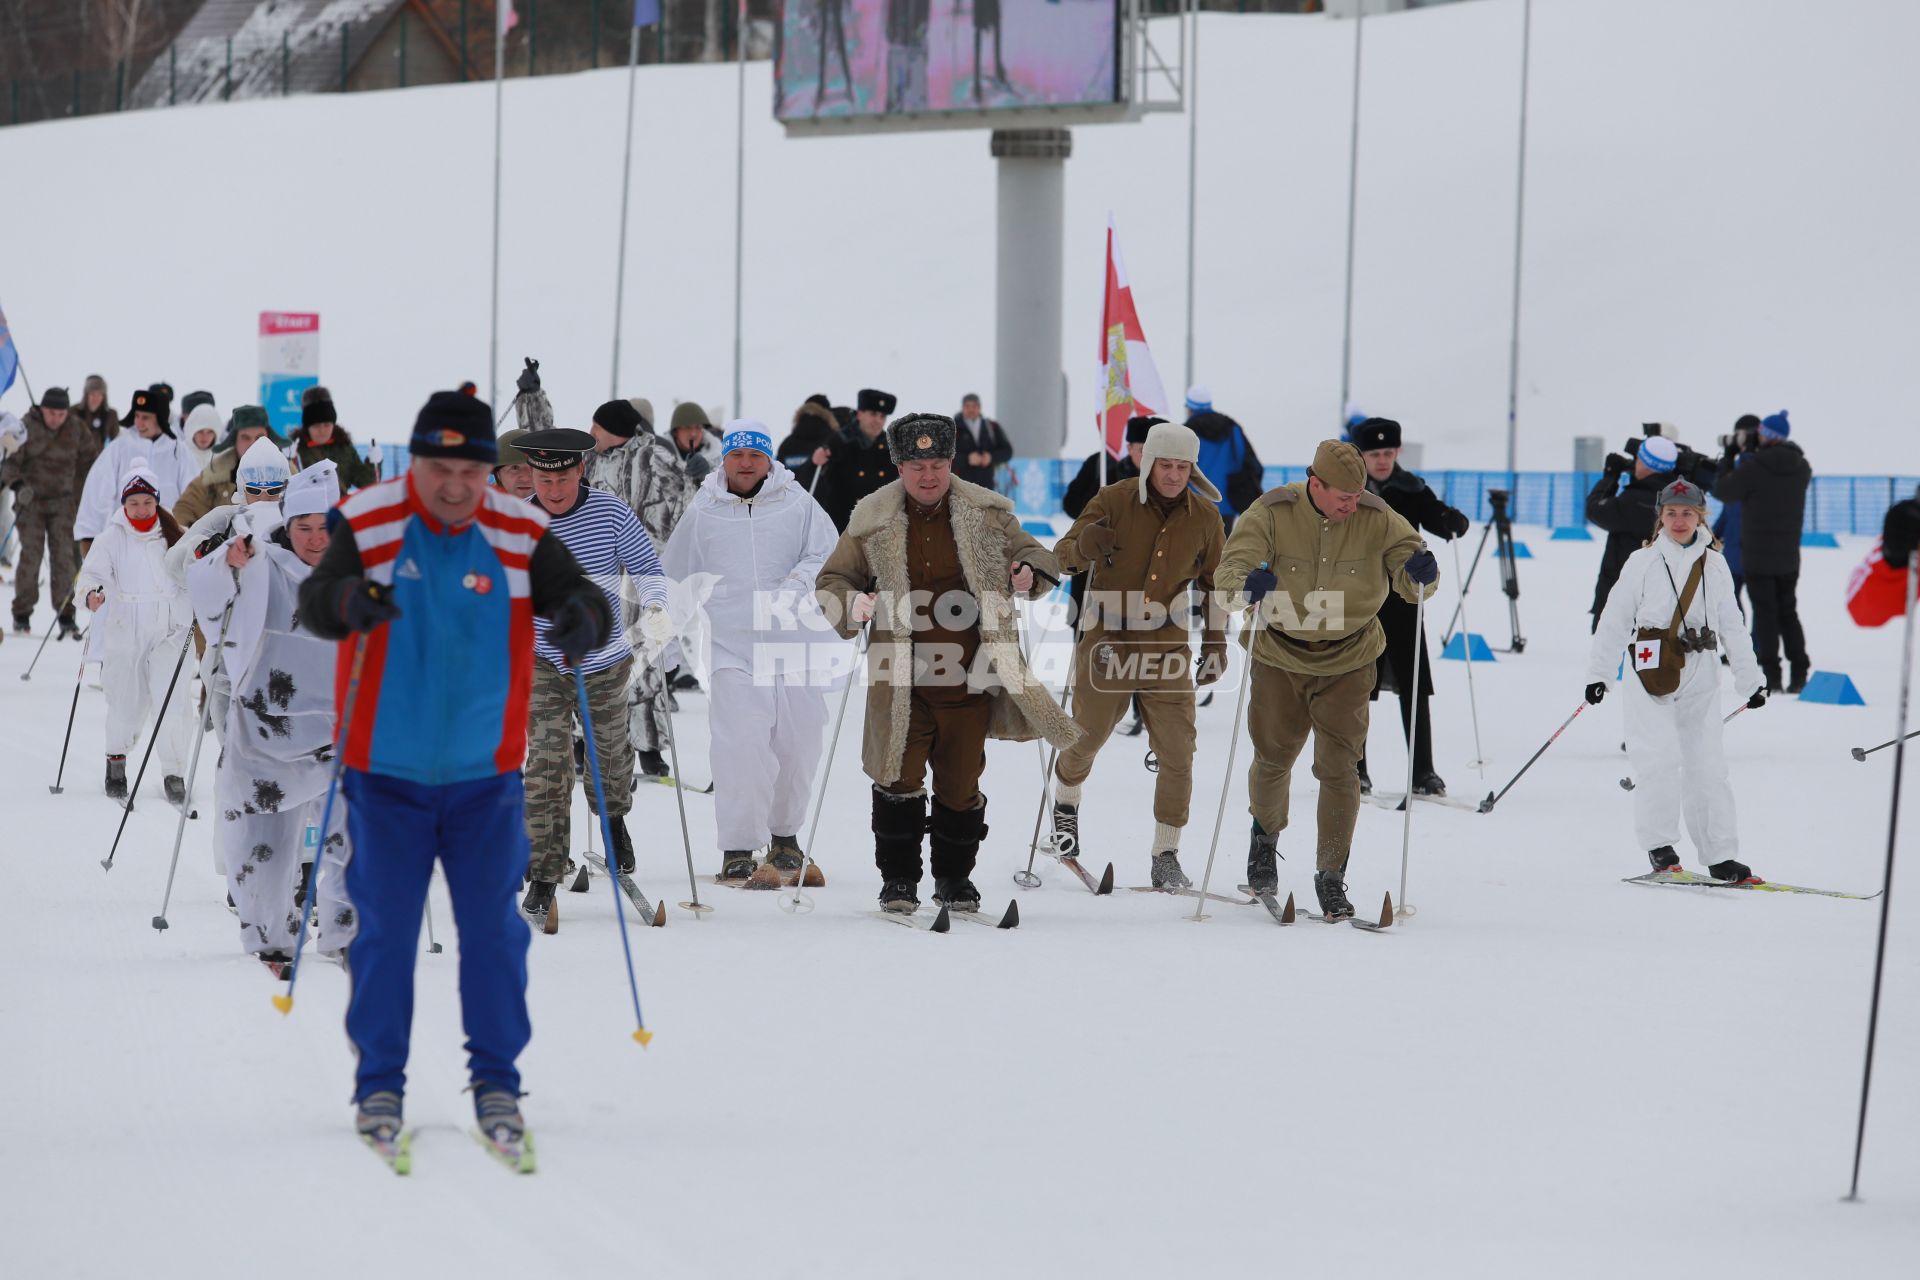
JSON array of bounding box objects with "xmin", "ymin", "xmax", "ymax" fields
[
  {"xmin": 0, "ymin": 411, "xmax": 24, "ymax": 455},
  {"xmin": 638, "ymin": 604, "xmax": 674, "ymax": 649}
]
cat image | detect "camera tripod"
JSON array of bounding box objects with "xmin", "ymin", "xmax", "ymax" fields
[{"xmin": 1440, "ymin": 488, "xmax": 1526, "ymax": 654}]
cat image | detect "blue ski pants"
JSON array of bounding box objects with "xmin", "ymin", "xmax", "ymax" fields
[{"xmin": 342, "ymin": 769, "xmax": 532, "ymax": 1102}]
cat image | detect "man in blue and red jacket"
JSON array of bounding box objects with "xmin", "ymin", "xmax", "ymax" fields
[{"xmin": 300, "ymin": 390, "xmax": 610, "ymax": 1154}]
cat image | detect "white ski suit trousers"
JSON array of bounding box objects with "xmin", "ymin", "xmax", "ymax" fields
[
  {"xmin": 708, "ymin": 669, "xmax": 829, "ymax": 852},
  {"xmin": 217, "ymin": 760, "xmax": 355, "ymax": 957},
  {"xmin": 1623, "ymin": 652, "xmax": 1741, "ymax": 865},
  {"xmin": 103, "ymin": 624, "xmax": 194, "ymax": 776}
]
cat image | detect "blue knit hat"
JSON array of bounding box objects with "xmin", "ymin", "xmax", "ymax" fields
[
  {"xmin": 1760, "ymin": 410, "xmax": 1791, "ymax": 441},
  {"xmin": 1637, "ymin": 435, "xmax": 1679, "ymax": 473},
  {"xmin": 722, "ymin": 420, "xmax": 773, "ymax": 458}
]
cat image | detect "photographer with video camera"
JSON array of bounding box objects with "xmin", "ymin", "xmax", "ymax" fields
[
  {"xmin": 1712, "ymin": 410, "xmax": 1813, "ymax": 692},
  {"xmin": 1586, "ymin": 425, "xmax": 1716, "ymax": 632},
  {"xmin": 1709, "ymin": 414, "xmax": 1762, "ymax": 606}
]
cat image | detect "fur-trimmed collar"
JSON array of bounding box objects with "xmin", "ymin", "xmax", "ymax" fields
[{"xmin": 844, "ymin": 476, "xmax": 1012, "ymax": 539}]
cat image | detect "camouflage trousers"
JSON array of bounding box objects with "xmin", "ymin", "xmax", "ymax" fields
[
  {"xmin": 10, "ymin": 499, "xmax": 77, "ymax": 620},
  {"xmin": 627, "ymin": 656, "xmax": 672, "ymax": 753},
  {"xmin": 525, "ymin": 656, "xmax": 634, "ymax": 884}
]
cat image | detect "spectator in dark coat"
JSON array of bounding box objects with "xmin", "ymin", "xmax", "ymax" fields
[
  {"xmin": 1712, "ymin": 410, "xmax": 1813, "ymax": 691},
  {"xmin": 952, "ymin": 394, "xmax": 1013, "ymax": 490},
  {"xmin": 1587, "ymin": 434, "xmax": 1683, "ymax": 630},
  {"xmin": 818, "ymin": 388, "xmax": 899, "ymax": 531},
  {"xmin": 1182, "ymin": 385, "xmax": 1266, "ymax": 529},
  {"xmin": 776, "ymin": 395, "xmax": 841, "ymax": 496},
  {"xmin": 1354, "ymin": 418, "xmax": 1470, "ymax": 796},
  {"xmin": 1709, "ymin": 414, "xmax": 1761, "ymax": 607}
]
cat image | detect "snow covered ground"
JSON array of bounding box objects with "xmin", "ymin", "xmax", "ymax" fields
[{"xmin": 3, "ymin": 524, "xmax": 1914, "ymax": 1277}]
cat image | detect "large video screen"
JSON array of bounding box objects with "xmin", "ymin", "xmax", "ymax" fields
[{"xmin": 775, "ymin": 0, "xmax": 1121, "ymax": 123}]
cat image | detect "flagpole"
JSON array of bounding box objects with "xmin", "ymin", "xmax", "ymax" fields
[
  {"xmin": 1182, "ymin": 0, "xmax": 1199, "ymax": 393},
  {"xmin": 730, "ymin": 0, "xmax": 748, "ymax": 419},
  {"xmin": 489, "ymin": 3, "xmax": 508, "ymax": 411},
  {"xmin": 611, "ymin": 15, "xmax": 642, "ymax": 399},
  {"xmin": 1503, "ymin": 0, "xmax": 1534, "ymax": 479},
  {"xmin": 1336, "ymin": 4, "xmax": 1364, "ymax": 431}
]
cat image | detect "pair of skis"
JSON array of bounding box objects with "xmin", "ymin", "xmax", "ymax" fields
[
  {"xmin": 874, "ymin": 900, "xmax": 1021, "ymax": 932},
  {"xmin": 1623, "ymin": 869, "xmax": 1879, "ymax": 899},
  {"xmin": 1239, "ymin": 885, "xmax": 1397, "ymax": 932},
  {"xmin": 581, "ymin": 853, "xmax": 669, "ymax": 926},
  {"xmin": 360, "ymin": 1126, "xmax": 536, "ymax": 1176}
]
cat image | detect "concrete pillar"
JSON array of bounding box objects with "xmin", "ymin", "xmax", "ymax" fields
[{"xmin": 992, "ymin": 127, "xmax": 1071, "ymax": 457}]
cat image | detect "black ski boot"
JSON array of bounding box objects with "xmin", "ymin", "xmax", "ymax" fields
[
  {"xmin": 105, "ymin": 754, "xmax": 128, "ymax": 801},
  {"xmin": 1708, "ymin": 859, "xmax": 1759, "ymax": 885},
  {"xmin": 1648, "ymin": 846, "xmax": 1681, "ymax": 873},
  {"xmin": 1411, "ymin": 770, "xmax": 1447, "ymax": 798},
  {"xmin": 636, "ymin": 749, "xmax": 669, "ymax": 778},
  {"xmin": 1314, "ymin": 871, "xmax": 1355, "ymax": 921},
  {"xmin": 1356, "ymin": 759, "xmax": 1372, "ymax": 796},
  {"xmin": 56, "ymin": 611, "xmax": 80, "ymax": 641},
  {"xmin": 1787, "ymin": 661, "xmax": 1810, "ymax": 695},
  {"xmin": 873, "ymin": 787, "xmax": 929, "ymax": 912},
  {"xmin": 608, "ymin": 815, "xmax": 635, "ymax": 874},
  {"xmin": 259, "ymin": 950, "xmax": 295, "ymax": 980},
  {"xmin": 11, "ymin": 613, "xmax": 29, "ymax": 635},
  {"xmin": 933, "ymin": 877, "xmax": 983, "ymax": 911},
  {"xmin": 670, "ymin": 670, "xmax": 701, "ymax": 693},
  {"xmin": 1150, "ymin": 851, "xmax": 1191, "ymax": 889},
  {"xmin": 1247, "ymin": 824, "xmax": 1280, "ymax": 894},
  {"xmin": 1763, "ymin": 664, "xmax": 1783, "ymax": 694},
  {"xmin": 521, "ymin": 880, "xmax": 556, "ymax": 928},
  {"xmin": 767, "ymin": 835, "xmax": 823, "ymax": 887},
  {"xmin": 1050, "ymin": 800, "xmax": 1080, "ymax": 857},
  {"xmin": 930, "ymin": 796, "xmax": 989, "ymax": 910},
  {"xmin": 164, "ymin": 774, "xmax": 187, "ymax": 806},
  {"xmin": 720, "ymin": 852, "xmax": 757, "ymax": 881}
]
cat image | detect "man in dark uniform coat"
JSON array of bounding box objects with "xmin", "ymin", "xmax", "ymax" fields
[{"xmin": 819, "ymin": 388, "xmax": 899, "ymax": 531}]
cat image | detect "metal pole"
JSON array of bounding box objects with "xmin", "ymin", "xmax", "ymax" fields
[
  {"xmin": 400, "ymin": 9, "xmax": 409, "ymax": 88},
  {"xmin": 1450, "ymin": 533, "xmax": 1487, "ymax": 773},
  {"xmin": 489, "ymin": 5, "xmax": 506, "ymax": 411},
  {"xmin": 1844, "ymin": 559, "xmax": 1918, "ymax": 1202},
  {"xmin": 224, "ymin": 35, "xmax": 232, "ymax": 100},
  {"xmin": 730, "ymin": 0, "xmax": 747, "ymax": 418},
  {"xmin": 1181, "ymin": 0, "xmax": 1199, "ymax": 391},
  {"xmin": 282, "ymin": 31, "xmax": 290, "ymax": 95},
  {"xmin": 1396, "ymin": 582, "xmax": 1426, "ymax": 920},
  {"xmin": 1336, "ymin": 6, "xmax": 1364, "ymax": 428},
  {"xmin": 1503, "ymin": 0, "xmax": 1534, "ymax": 477},
  {"xmin": 611, "ymin": 19, "xmax": 641, "ymax": 399},
  {"xmin": 169, "ymin": 44, "xmax": 176, "ymax": 105}
]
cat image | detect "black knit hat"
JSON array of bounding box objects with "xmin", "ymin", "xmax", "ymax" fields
[
  {"xmin": 181, "ymin": 389, "xmax": 215, "ymax": 417},
  {"xmin": 1351, "ymin": 417, "xmax": 1403, "ymax": 452},
  {"xmin": 886, "ymin": 413, "xmax": 957, "ymax": 465},
  {"xmin": 857, "ymin": 388, "xmax": 897, "ymax": 415},
  {"xmin": 1125, "ymin": 415, "xmax": 1163, "ymax": 445},
  {"xmin": 303, "ymin": 397, "xmax": 338, "ymax": 429},
  {"xmin": 593, "ymin": 398, "xmax": 643, "ymax": 440},
  {"xmin": 40, "ymin": 386, "xmax": 70, "ymax": 410},
  {"xmin": 411, "ymin": 391, "xmax": 497, "ymax": 463}
]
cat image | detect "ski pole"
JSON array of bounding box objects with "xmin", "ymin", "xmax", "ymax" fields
[
  {"xmin": 1191, "ymin": 568, "xmax": 1268, "ymax": 922},
  {"xmin": 100, "ymin": 630, "xmax": 195, "ymax": 871},
  {"xmin": 422, "ymin": 892, "xmax": 442, "ymax": 954},
  {"xmin": 1620, "ymin": 704, "xmax": 1748, "ymax": 791},
  {"xmin": 1018, "ymin": 547, "xmax": 1101, "ymax": 888},
  {"xmin": 48, "ymin": 657, "xmax": 86, "ymax": 794},
  {"xmin": 575, "ymin": 663, "xmax": 654, "ymax": 1046},
  {"xmin": 1449, "ymin": 535, "xmax": 1486, "ymax": 774},
  {"xmin": 1440, "ymin": 521, "xmax": 1492, "ymax": 647},
  {"xmin": 785, "ymin": 624, "xmax": 871, "ymax": 914},
  {"xmin": 20, "ymin": 590, "xmax": 75, "ymax": 682},
  {"xmin": 153, "ymin": 698, "xmax": 215, "ymax": 932},
  {"xmin": 276, "ymin": 634, "xmax": 368, "ymax": 1015},
  {"xmin": 1844, "ymin": 557, "xmax": 1917, "ymax": 1203},
  {"xmin": 654, "ymin": 656, "xmax": 710, "ymax": 916},
  {"xmin": 1851, "ymin": 728, "xmax": 1920, "ymax": 762},
  {"xmin": 1476, "ymin": 701, "xmax": 1587, "ymax": 814},
  {"xmin": 1396, "ymin": 584, "xmax": 1428, "ymax": 921}
]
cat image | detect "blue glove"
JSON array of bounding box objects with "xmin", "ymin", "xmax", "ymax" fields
[
  {"xmin": 1404, "ymin": 549, "xmax": 1438, "ymax": 586},
  {"xmin": 1243, "ymin": 564, "xmax": 1278, "ymax": 606}
]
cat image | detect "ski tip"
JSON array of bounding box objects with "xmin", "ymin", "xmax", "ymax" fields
[
  {"xmin": 632, "ymin": 1026, "xmax": 654, "ymax": 1048},
  {"xmin": 1097, "ymin": 862, "xmax": 1115, "ymax": 895},
  {"xmin": 930, "ymin": 904, "xmax": 952, "ymax": 934},
  {"xmin": 1281, "ymin": 892, "xmax": 1296, "ymax": 925},
  {"xmin": 272, "ymin": 994, "xmax": 293, "ymax": 1015},
  {"xmin": 998, "ymin": 899, "xmax": 1020, "ymax": 929},
  {"xmin": 1376, "ymin": 892, "xmax": 1395, "ymax": 929},
  {"xmin": 652, "ymin": 901, "xmax": 668, "ymax": 927}
]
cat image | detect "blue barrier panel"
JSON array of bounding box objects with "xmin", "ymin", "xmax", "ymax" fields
[
  {"xmin": 1801, "ymin": 531, "xmax": 1840, "ymax": 548},
  {"xmin": 1494, "ymin": 543, "xmax": 1533, "ymax": 558},
  {"xmin": 1551, "ymin": 527, "xmax": 1593, "ymax": 540}
]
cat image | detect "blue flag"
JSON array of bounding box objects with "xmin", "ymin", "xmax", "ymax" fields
[
  {"xmin": 633, "ymin": 0, "xmax": 659, "ymax": 26},
  {"xmin": 0, "ymin": 304, "xmax": 18, "ymax": 400}
]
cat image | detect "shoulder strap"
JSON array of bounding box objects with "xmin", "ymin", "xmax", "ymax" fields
[{"xmin": 1665, "ymin": 555, "xmax": 1707, "ymax": 633}]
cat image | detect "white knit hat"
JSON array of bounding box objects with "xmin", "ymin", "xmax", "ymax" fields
[
  {"xmin": 1137, "ymin": 421, "xmax": 1223, "ymax": 505},
  {"xmin": 236, "ymin": 436, "xmax": 291, "ymax": 493},
  {"xmin": 281, "ymin": 460, "xmax": 340, "ymax": 521},
  {"xmin": 184, "ymin": 402, "xmax": 222, "ymax": 444}
]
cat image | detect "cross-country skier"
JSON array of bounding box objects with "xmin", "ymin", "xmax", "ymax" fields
[
  {"xmin": 491, "ymin": 429, "xmax": 536, "ymax": 500},
  {"xmin": 73, "ymin": 386, "xmax": 198, "ymax": 553},
  {"xmin": 816, "ymin": 413, "xmax": 1079, "ymax": 914},
  {"xmin": 1048, "ymin": 421, "xmax": 1225, "ymax": 887},
  {"xmin": 1352, "ymin": 417, "xmax": 1470, "ymax": 797},
  {"xmin": 74, "ymin": 465, "xmax": 194, "ymax": 802},
  {"xmin": 1215, "ymin": 440, "xmax": 1438, "ymax": 921},
  {"xmin": 188, "ymin": 460, "xmax": 356, "ymax": 971},
  {"xmin": 2, "ymin": 386, "xmax": 86, "ymax": 638},
  {"xmin": 1586, "ymin": 478, "xmax": 1765, "ymax": 882},
  {"xmin": 297, "ymin": 391, "xmax": 611, "ymax": 1159},
  {"xmin": 660, "ymin": 421, "xmax": 841, "ymax": 886},
  {"xmin": 514, "ymin": 426, "xmax": 669, "ymax": 931}
]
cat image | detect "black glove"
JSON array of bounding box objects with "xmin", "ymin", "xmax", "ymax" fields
[
  {"xmin": 549, "ymin": 590, "xmax": 613, "ymax": 667},
  {"xmin": 1747, "ymin": 687, "xmax": 1768, "ymax": 710},
  {"xmin": 1243, "ymin": 564, "xmax": 1278, "ymax": 606},
  {"xmin": 516, "ymin": 357, "xmax": 541, "ymax": 396},
  {"xmin": 1446, "ymin": 509, "xmax": 1470, "ymax": 540},
  {"xmin": 1603, "ymin": 453, "xmax": 1631, "ymax": 477},
  {"xmin": 1884, "ymin": 498, "xmax": 1920, "ymax": 571},
  {"xmin": 1585, "ymin": 681, "xmax": 1608, "ymax": 705},
  {"xmin": 338, "ymin": 579, "xmax": 401, "ymax": 633},
  {"xmin": 685, "ymin": 453, "xmax": 713, "ymax": 485},
  {"xmin": 1403, "ymin": 549, "xmax": 1439, "ymax": 586}
]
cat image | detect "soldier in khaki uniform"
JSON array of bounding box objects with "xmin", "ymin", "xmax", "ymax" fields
[
  {"xmin": 1049, "ymin": 420, "xmax": 1226, "ymax": 887},
  {"xmin": 4, "ymin": 388, "xmax": 88, "ymax": 636},
  {"xmin": 1216, "ymin": 440, "xmax": 1439, "ymax": 920},
  {"xmin": 816, "ymin": 412, "xmax": 1079, "ymax": 915}
]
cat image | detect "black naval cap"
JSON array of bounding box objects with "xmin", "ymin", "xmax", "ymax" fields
[{"xmin": 516, "ymin": 427, "xmax": 598, "ymax": 471}]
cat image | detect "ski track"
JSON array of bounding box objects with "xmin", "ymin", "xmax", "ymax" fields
[{"xmin": 3, "ymin": 531, "xmax": 1916, "ymax": 1277}]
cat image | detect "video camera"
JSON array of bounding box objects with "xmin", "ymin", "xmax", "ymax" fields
[
  {"xmin": 1605, "ymin": 422, "xmax": 1712, "ymax": 485},
  {"xmin": 1718, "ymin": 414, "xmax": 1762, "ymax": 456}
]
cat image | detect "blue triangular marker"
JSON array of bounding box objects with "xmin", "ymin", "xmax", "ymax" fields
[
  {"xmin": 1551, "ymin": 527, "xmax": 1593, "ymax": 541},
  {"xmin": 1797, "ymin": 671, "xmax": 1865, "ymax": 705},
  {"xmin": 1494, "ymin": 542, "xmax": 1533, "ymax": 559},
  {"xmin": 1441, "ymin": 632, "xmax": 1497, "ymax": 662}
]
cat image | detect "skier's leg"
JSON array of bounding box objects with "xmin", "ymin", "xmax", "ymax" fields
[
  {"xmin": 1623, "ymin": 677, "xmax": 1684, "ymax": 857},
  {"xmin": 153, "ymin": 629, "xmax": 192, "ymax": 774},
  {"xmin": 46, "ymin": 512, "xmax": 76, "ymax": 624},
  {"xmin": 1746, "ymin": 573, "xmax": 1783, "ymax": 685},
  {"xmin": 101, "ymin": 633, "xmax": 146, "ymax": 761},
  {"xmin": 767, "ymin": 678, "xmax": 830, "ymax": 840},
  {"xmin": 925, "ymin": 694, "xmax": 992, "ymax": 881},
  {"xmin": 342, "ymin": 770, "xmax": 438, "ymax": 1103},
  {"xmin": 313, "ymin": 792, "xmax": 357, "ymax": 957},
  {"xmin": 1246, "ymin": 659, "xmax": 1311, "ymax": 837},
  {"xmin": 1306, "ymin": 665, "xmax": 1373, "ymax": 874},
  {"xmin": 1674, "ymin": 658, "xmax": 1740, "ymax": 865},
  {"xmin": 520, "ymin": 661, "xmax": 574, "ymax": 886},
  {"xmin": 710, "ymin": 668, "xmax": 777, "ymax": 852},
  {"xmin": 585, "ymin": 656, "xmax": 635, "ymax": 814},
  {"xmin": 217, "ymin": 760, "xmax": 305, "ymax": 955},
  {"xmin": 1778, "ymin": 572, "xmax": 1810, "ymax": 674},
  {"xmin": 434, "ymin": 771, "xmax": 533, "ymax": 1097},
  {"xmin": 1138, "ymin": 687, "xmax": 1197, "ymax": 831},
  {"xmin": 11, "ymin": 504, "xmax": 46, "ymax": 618},
  {"xmin": 1053, "ymin": 672, "xmax": 1128, "ymax": 796}
]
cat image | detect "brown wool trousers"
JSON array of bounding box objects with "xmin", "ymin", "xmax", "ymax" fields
[
  {"xmin": 883, "ymin": 688, "xmax": 992, "ymax": 812},
  {"xmin": 1245, "ymin": 658, "xmax": 1374, "ymax": 873},
  {"xmin": 1054, "ymin": 682, "xmax": 1196, "ymax": 828}
]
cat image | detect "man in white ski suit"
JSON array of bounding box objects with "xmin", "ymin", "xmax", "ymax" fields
[{"xmin": 660, "ymin": 422, "xmax": 843, "ymax": 882}]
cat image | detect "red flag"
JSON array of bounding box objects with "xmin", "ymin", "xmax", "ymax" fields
[{"xmin": 1097, "ymin": 215, "xmax": 1169, "ymax": 459}]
